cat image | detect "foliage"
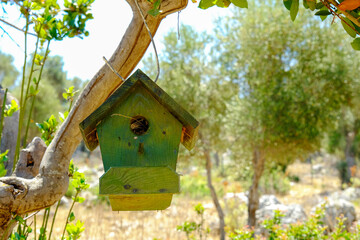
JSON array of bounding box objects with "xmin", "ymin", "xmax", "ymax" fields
[
  {"xmin": 6, "ymin": 159, "xmax": 89, "ymax": 240},
  {"xmin": 0, "ymin": 0, "xmax": 94, "ymax": 169},
  {"xmin": 180, "ymin": 173, "xmax": 225, "ymax": 199},
  {"xmin": 35, "ymin": 86, "xmax": 78, "ymax": 146},
  {"xmin": 65, "ymin": 220, "xmax": 85, "ymax": 240},
  {"xmin": 194, "ymin": 0, "xmax": 360, "ymax": 51},
  {"xmin": 229, "ymin": 204, "xmax": 360, "ymax": 239},
  {"xmin": 63, "ymin": 86, "xmax": 79, "ymax": 111},
  {"xmin": 177, "ymin": 203, "xmax": 210, "ymax": 240},
  {"xmin": 224, "ymin": 198, "xmax": 248, "ymax": 231},
  {"xmin": 215, "ymin": 0, "xmax": 359, "ymax": 167},
  {"xmin": 36, "ymin": 114, "xmax": 59, "ymax": 146},
  {"xmin": 260, "ymin": 165, "xmax": 291, "ymax": 195},
  {"xmin": 6, "ymin": 83, "xmax": 85, "ymax": 239},
  {"xmin": 0, "ymin": 150, "xmax": 8, "ymax": 177},
  {"xmin": 4, "ymin": 100, "xmax": 19, "ymax": 117}
]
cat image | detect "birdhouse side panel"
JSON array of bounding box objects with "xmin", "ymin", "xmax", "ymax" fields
[{"xmin": 97, "ymin": 86, "xmax": 183, "ymax": 172}]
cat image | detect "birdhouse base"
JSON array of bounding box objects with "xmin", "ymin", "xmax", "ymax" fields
[{"xmin": 108, "ymin": 194, "xmax": 174, "ymax": 211}]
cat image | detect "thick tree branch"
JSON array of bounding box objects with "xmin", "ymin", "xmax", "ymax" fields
[{"xmin": 0, "ymin": 0, "xmax": 187, "ymax": 234}]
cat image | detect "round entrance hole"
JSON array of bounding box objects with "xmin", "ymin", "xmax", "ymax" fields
[{"xmin": 130, "ymin": 116, "xmax": 149, "ymax": 135}]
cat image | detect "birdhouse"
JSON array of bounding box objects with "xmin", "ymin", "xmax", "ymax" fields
[{"xmin": 79, "ymin": 69, "xmax": 199, "ymax": 211}]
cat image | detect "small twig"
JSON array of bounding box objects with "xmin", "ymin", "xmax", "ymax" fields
[
  {"xmin": 0, "ymin": 18, "xmax": 37, "ymax": 37},
  {"xmin": 134, "ymin": 0, "xmax": 160, "ymax": 82},
  {"xmin": 321, "ymin": 0, "xmax": 360, "ymax": 35},
  {"xmin": 102, "ymin": 56, "xmax": 126, "ymax": 82},
  {"xmin": 23, "ymin": 210, "xmax": 39, "ymax": 220},
  {"xmin": 0, "ymin": 25, "xmax": 22, "ymax": 50},
  {"xmin": 326, "ymin": 0, "xmax": 360, "ymax": 28}
]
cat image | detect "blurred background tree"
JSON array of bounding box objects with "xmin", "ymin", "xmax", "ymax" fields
[
  {"xmin": 143, "ymin": 25, "xmax": 237, "ymax": 239},
  {"xmin": 143, "ymin": 0, "xmax": 360, "ymax": 229},
  {"xmin": 214, "ymin": 0, "xmax": 360, "ymax": 226}
]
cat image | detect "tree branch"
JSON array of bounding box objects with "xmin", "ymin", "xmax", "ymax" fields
[
  {"xmin": 327, "ymin": 0, "xmax": 360, "ymax": 28},
  {"xmin": 0, "ymin": 18, "xmax": 37, "ymax": 37},
  {"xmin": 0, "ymin": 0, "xmax": 187, "ymax": 235}
]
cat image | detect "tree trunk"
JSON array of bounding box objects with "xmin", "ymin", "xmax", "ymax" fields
[
  {"xmin": 345, "ymin": 131, "xmax": 356, "ymax": 184},
  {"xmin": 247, "ymin": 147, "xmax": 265, "ymax": 227},
  {"xmin": 200, "ymin": 134, "xmax": 225, "ymax": 240},
  {"xmin": 0, "ymin": 0, "xmax": 187, "ymax": 235},
  {"xmin": 204, "ymin": 150, "xmax": 226, "ymax": 240}
]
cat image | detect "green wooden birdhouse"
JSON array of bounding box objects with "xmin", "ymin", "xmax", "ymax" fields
[{"xmin": 79, "ymin": 69, "xmax": 199, "ymax": 211}]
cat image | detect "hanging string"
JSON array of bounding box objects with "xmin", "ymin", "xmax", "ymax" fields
[
  {"xmin": 134, "ymin": 0, "xmax": 160, "ymax": 83},
  {"xmin": 103, "ymin": 0, "xmax": 160, "ymax": 83},
  {"xmin": 102, "ymin": 56, "xmax": 126, "ymax": 82}
]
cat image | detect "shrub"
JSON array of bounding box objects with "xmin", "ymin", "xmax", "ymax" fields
[{"xmin": 230, "ymin": 204, "xmax": 360, "ymax": 239}]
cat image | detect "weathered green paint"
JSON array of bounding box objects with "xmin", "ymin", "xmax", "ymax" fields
[
  {"xmin": 108, "ymin": 194, "xmax": 173, "ymax": 211},
  {"xmin": 78, "ymin": 69, "xmax": 199, "ymax": 211},
  {"xmin": 100, "ymin": 166, "xmax": 179, "ymax": 195},
  {"xmin": 97, "ymin": 86, "xmax": 182, "ymax": 172},
  {"xmin": 79, "ymin": 69, "xmax": 199, "ymax": 151}
]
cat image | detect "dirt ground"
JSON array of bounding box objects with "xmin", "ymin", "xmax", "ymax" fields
[{"xmin": 25, "ymin": 154, "xmax": 354, "ymax": 240}]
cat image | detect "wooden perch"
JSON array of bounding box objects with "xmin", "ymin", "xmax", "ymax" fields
[{"xmin": 0, "ymin": 0, "xmax": 187, "ymax": 235}]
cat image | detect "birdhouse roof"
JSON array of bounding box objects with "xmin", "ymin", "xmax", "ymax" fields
[{"xmin": 79, "ymin": 69, "xmax": 199, "ymax": 151}]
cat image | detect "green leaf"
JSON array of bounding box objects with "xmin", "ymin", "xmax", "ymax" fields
[
  {"xmin": 230, "ymin": 0, "xmax": 247, "ymax": 8},
  {"xmin": 148, "ymin": 8, "xmax": 160, "ymax": 16},
  {"xmin": 75, "ymin": 196, "xmax": 85, "ymax": 203},
  {"xmin": 69, "ymin": 211, "xmax": 75, "ymax": 222},
  {"xmin": 0, "ymin": 169, "xmax": 7, "ymax": 177},
  {"xmin": 283, "ymin": 0, "xmax": 292, "ymax": 10},
  {"xmin": 315, "ymin": 10, "xmax": 331, "ymax": 16},
  {"xmin": 315, "ymin": 1, "xmax": 324, "ymax": 9},
  {"xmin": 307, "ymin": 0, "xmax": 316, "ymax": 11},
  {"xmin": 215, "ymin": 0, "xmax": 230, "ymax": 8},
  {"xmin": 341, "ymin": 18, "xmax": 357, "ymax": 38},
  {"xmin": 290, "ymin": 0, "xmax": 299, "ymax": 21},
  {"xmin": 199, "ymin": 0, "xmax": 215, "ymax": 9},
  {"xmin": 351, "ymin": 38, "xmax": 360, "ymax": 50},
  {"xmin": 148, "ymin": 0, "xmax": 161, "ymax": 16},
  {"xmin": 303, "ymin": 0, "xmax": 309, "ymax": 9}
]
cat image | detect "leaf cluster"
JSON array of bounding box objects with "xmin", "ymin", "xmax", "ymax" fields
[
  {"xmin": 230, "ymin": 204, "xmax": 360, "ymax": 239},
  {"xmin": 0, "ymin": 150, "xmax": 8, "ymax": 177},
  {"xmin": 193, "ymin": 0, "xmax": 360, "ymax": 51},
  {"xmin": 177, "ymin": 203, "xmax": 210, "ymax": 240},
  {"xmin": 4, "ymin": 100, "xmax": 19, "ymax": 117},
  {"xmin": 1, "ymin": 0, "xmax": 94, "ymax": 44},
  {"xmin": 214, "ymin": 2, "xmax": 359, "ymax": 164}
]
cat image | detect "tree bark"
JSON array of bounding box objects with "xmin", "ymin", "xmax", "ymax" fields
[
  {"xmin": 200, "ymin": 134, "xmax": 226, "ymax": 240},
  {"xmin": 0, "ymin": 0, "xmax": 187, "ymax": 235},
  {"xmin": 247, "ymin": 146, "xmax": 265, "ymax": 227}
]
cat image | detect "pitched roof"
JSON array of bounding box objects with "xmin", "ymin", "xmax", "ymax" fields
[{"xmin": 79, "ymin": 69, "xmax": 199, "ymax": 151}]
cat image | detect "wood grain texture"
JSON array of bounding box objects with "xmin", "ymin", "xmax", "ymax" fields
[
  {"xmin": 97, "ymin": 85, "xmax": 182, "ymax": 171},
  {"xmin": 80, "ymin": 69, "xmax": 199, "ymax": 151},
  {"xmin": 108, "ymin": 194, "xmax": 173, "ymax": 211},
  {"xmin": 99, "ymin": 166, "xmax": 179, "ymax": 195}
]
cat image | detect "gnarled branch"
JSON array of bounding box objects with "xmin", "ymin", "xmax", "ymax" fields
[{"xmin": 0, "ymin": 0, "xmax": 187, "ymax": 235}]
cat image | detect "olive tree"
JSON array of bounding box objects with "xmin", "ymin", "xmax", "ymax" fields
[{"xmin": 214, "ymin": 1, "xmax": 360, "ymax": 226}]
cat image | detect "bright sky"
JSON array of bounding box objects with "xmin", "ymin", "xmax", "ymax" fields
[{"xmin": 0, "ymin": 0, "xmax": 230, "ymax": 81}]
